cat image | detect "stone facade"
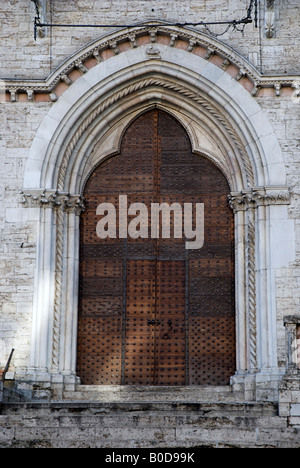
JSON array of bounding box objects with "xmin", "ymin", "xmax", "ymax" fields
[{"xmin": 0, "ymin": 0, "xmax": 300, "ymax": 448}]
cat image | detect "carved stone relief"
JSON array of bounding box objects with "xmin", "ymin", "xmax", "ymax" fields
[
  {"xmin": 265, "ymin": 0, "xmax": 275, "ymax": 38},
  {"xmin": 21, "ymin": 189, "xmax": 85, "ymax": 215}
]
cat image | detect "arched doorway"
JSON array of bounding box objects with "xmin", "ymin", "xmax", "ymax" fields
[
  {"xmin": 21, "ymin": 25, "xmax": 292, "ymax": 399},
  {"xmin": 77, "ymin": 109, "xmax": 235, "ymax": 386}
]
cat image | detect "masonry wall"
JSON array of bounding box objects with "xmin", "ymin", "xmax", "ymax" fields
[
  {"xmin": 1, "ymin": 0, "xmax": 300, "ymax": 80},
  {"xmin": 0, "ymin": 101, "xmax": 50, "ymax": 372},
  {"xmin": 0, "ymin": 0, "xmax": 299, "ymax": 384},
  {"xmin": 255, "ymin": 95, "xmax": 300, "ymax": 368}
]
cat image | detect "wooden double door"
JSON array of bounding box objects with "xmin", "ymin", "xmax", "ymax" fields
[{"xmin": 77, "ymin": 110, "xmax": 236, "ymax": 386}]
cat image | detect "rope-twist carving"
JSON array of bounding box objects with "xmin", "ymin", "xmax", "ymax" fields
[{"xmin": 57, "ymin": 78, "xmax": 254, "ymax": 191}]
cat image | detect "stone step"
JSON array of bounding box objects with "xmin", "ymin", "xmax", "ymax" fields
[
  {"xmin": 2, "ymin": 400, "xmax": 279, "ymax": 416},
  {"xmin": 1, "ymin": 400, "xmax": 298, "ymax": 448},
  {"xmin": 63, "ymin": 385, "xmax": 242, "ymax": 403}
]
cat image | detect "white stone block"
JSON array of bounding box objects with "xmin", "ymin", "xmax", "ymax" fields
[
  {"xmin": 289, "ymin": 417, "xmax": 300, "ymax": 427},
  {"xmin": 5, "ymin": 208, "xmax": 28, "ymax": 223},
  {"xmin": 270, "ymin": 215, "xmax": 296, "ymax": 268},
  {"xmin": 291, "ymin": 404, "xmax": 300, "ymax": 417},
  {"xmin": 61, "ymin": 76, "xmax": 93, "ymax": 105},
  {"xmin": 214, "ymin": 72, "xmax": 260, "ymax": 117},
  {"xmin": 201, "ymin": 62, "xmax": 225, "ymax": 85},
  {"xmin": 47, "ymin": 95, "xmax": 73, "ymax": 121}
]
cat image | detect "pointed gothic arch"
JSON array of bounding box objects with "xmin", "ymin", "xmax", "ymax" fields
[
  {"xmin": 21, "ymin": 25, "xmax": 293, "ymax": 399},
  {"xmin": 77, "ymin": 108, "xmax": 236, "ymax": 387}
]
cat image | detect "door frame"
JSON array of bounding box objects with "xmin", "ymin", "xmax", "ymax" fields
[{"xmin": 21, "ymin": 30, "xmax": 293, "ymax": 400}]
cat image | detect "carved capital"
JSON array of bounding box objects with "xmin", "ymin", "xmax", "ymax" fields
[
  {"xmin": 229, "ymin": 186, "xmax": 291, "ymax": 212},
  {"xmin": 21, "ymin": 189, "xmax": 85, "ymax": 215},
  {"xmin": 228, "ymin": 191, "xmax": 254, "ymax": 212}
]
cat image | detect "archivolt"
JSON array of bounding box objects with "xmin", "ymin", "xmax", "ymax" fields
[
  {"xmin": 25, "ymin": 25, "xmax": 287, "ymax": 194},
  {"xmin": 56, "ymin": 76, "xmax": 254, "ymax": 193}
]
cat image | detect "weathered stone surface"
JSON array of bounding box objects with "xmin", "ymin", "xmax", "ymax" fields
[
  {"xmin": 0, "ymin": 0, "xmax": 300, "ymax": 448},
  {"xmin": 0, "ymin": 401, "xmax": 299, "ymax": 448}
]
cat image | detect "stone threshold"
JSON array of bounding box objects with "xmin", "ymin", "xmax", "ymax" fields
[
  {"xmin": 1, "ymin": 400, "xmax": 279, "ymax": 416},
  {"xmin": 61, "ymin": 385, "xmax": 243, "ymax": 404}
]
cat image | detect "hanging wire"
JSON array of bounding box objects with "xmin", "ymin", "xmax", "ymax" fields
[
  {"xmin": 31, "ymin": 0, "xmax": 40, "ymax": 20},
  {"xmin": 31, "ymin": 0, "xmax": 42, "ymax": 40},
  {"xmin": 31, "ymin": 0, "xmax": 258, "ymax": 41}
]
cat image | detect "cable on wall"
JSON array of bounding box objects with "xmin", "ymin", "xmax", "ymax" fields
[{"xmin": 31, "ymin": 0, "xmax": 258, "ymax": 41}]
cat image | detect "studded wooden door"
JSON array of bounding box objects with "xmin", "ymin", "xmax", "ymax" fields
[{"xmin": 77, "ymin": 109, "xmax": 236, "ymax": 386}]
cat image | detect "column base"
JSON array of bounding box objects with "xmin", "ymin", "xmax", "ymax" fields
[
  {"xmin": 231, "ymin": 368, "xmax": 285, "ymax": 402},
  {"xmin": 6, "ymin": 370, "xmax": 80, "ymax": 402}
]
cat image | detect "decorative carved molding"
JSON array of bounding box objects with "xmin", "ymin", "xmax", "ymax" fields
[
  {"xmin": 229, "ymin": 187, "xmax": 291, "ymax": 212},
  {"xmin": 149, "ymin": 29, "xmax": 158, "ymax": 43},
  {"xmin": 129, "ymin": 34, "xmax": 138, "ymax": 49},
  {"xmin": 109, "ymin": 41, "xmax": 120, "ymax": 55},
  {"xmin": 21, "ymin": 188, "xmax": 85, "ymax": 371},
  {"xmin": 57, "ymin": 77, "xmax": 255, "ymax": 191},
  {"xmin": 21, "ymin": 189, "xmax": 85, "ymax": 215},
  {"xmin": 75, "ymin": 60, "xmax": 88, "ymax": 74},
  {"xmin": 52, "ymin": 206, "xmax": 63, "ymax": 373},
  {"xmin": 2, "ymin": 24, "xmax": 299, "ymax": 102},
  {"xmin": 247, "ymin": 207, "xmax": 257, "ymax": 370},
  {"xmin": 169, "ymin": 34, "xmax": 178, "ymax": 47},
  {"xmin": 265, "ymin": 0, "xmax": 275, "ymax": 39},
  {"xmin": 229, "ymin": 185, "xmax": 291, "ymax": 372}
]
